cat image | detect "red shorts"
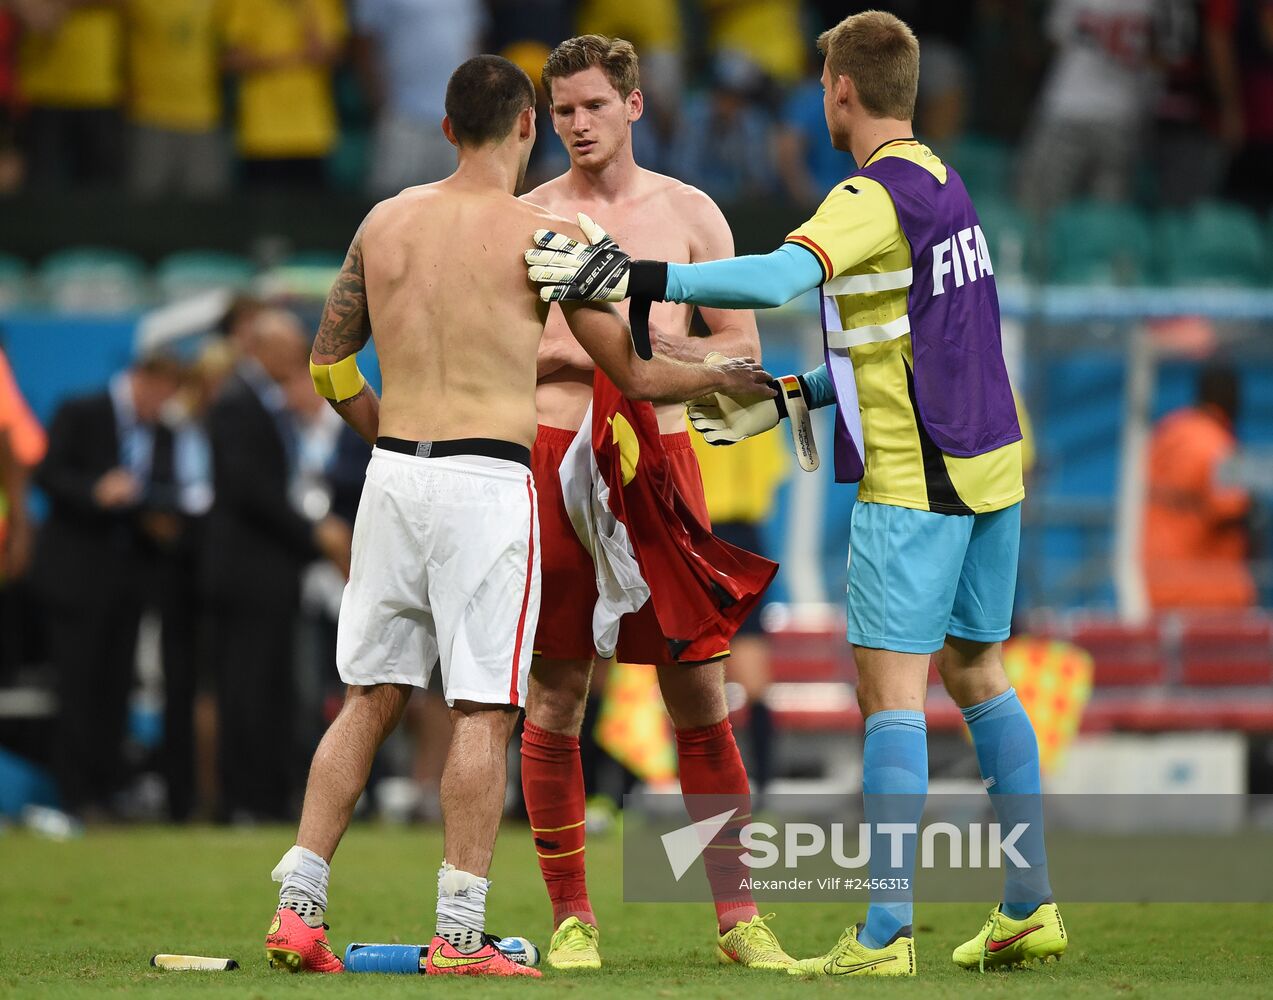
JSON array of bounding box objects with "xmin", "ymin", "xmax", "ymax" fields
[{"xmin": 531, "ymin": 425, "xmax": 711, "ymax": 665}]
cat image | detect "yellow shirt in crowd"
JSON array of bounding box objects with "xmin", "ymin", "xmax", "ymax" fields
[
  {"xmin": 690, "ymin": 423, "xmax": 788, "ymax": 525},
  {"xmin": 703, "ymin": 0, "xmax": 804, "ymax": 84},
  {"xmin": 578, "ymin": 0, "xmax": 683, "ymax": 51},
  {"xmin": 20, "ymin": 8, "xmax": 124, "ymax": 108},
  {"xmin": 128, "ymin": 0, "xmax": 225, "ymax": 132},
  {"xmin": 223, "ymin": 0, "xmax": 347, "ymax": 158}
]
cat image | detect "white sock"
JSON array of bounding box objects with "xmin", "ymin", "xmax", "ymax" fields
[
  {"xmin": 436, "ymin": 860, "xmax": 489, "ymax": 954},
  {"xmin": 272, "ymin": 845, "xmax": 330, "ymax": 928}
]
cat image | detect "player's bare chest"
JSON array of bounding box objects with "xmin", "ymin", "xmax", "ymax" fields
[{"xmin": 571, "ymin": 206, "xmax": 691, "ymax": 265}]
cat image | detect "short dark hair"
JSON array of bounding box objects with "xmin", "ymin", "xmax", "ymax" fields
[
  {"xmin": 445, "ymin": 55, "xmax": 536, "ymax": 146},
  {"xmin": 133, "ymin": 351, "xmax": 185, "ymax": 380},
  {"xmin": 542, "ymin": 35, "xmax": 639, "ymax": 101},
  {"xmin": 1199, "ymin": 361, "xmax": 1240, "ymax": 422},
  {"xmin": 217, "ymin": 294, "xmax": 265, "ymax": 338}
]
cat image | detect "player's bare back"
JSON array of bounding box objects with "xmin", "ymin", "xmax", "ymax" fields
[
  {"xmin": 361, "ymin": 179, "xmax": 558, "ymax": 449},
  {"xmin": 525, "ymin": 168, "xmax": 713, "ymax": 432},
  {"xmin": 351, "ymin": 175, "xmax": 765, "ymax": 451}
]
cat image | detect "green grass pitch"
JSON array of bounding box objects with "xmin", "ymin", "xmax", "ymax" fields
[{"xmin": 1, "ymin": 822, "xmax": 1269, "ymax": 997}]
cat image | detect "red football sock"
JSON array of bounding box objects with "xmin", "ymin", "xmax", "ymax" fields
[
  {"xmin": 520, "ymin": 721, "xmax": 595, "ymax": 928},
  {"xmin": 675, "ymin": 718, "xmax": 760, "ymax": 932}
]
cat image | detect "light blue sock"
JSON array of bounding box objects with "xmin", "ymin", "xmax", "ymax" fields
[
  {"xmin": 962, "ymin": 688, "xmax": 1052, "ymax": 920},
  {"xmin": 859, "ymin": 709, "xmax": 927, "ymax": 950}
]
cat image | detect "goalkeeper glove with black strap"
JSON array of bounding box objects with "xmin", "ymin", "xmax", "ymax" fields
[{"xmin": 525, "ymin": 213, "xmax": 667, "ymax": 359}]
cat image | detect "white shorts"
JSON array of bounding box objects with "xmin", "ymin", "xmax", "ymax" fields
[{"xmin": 336, "ymin": 447, "xmax": 540, "ymax": 707}]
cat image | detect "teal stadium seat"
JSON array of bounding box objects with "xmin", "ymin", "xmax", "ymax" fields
[
  {"xmin": 1156, "ymin": 201, "xmax": 1269, "ymax": 287},
  {"xmin": 326, "ymin": 127, "xmax": 370, "ymax": 193},
  {"xmin": 1046, "ymin": 201, "xmax": 1153, "ymax": 285},
  {"xmin": 39, "ymin": 248, "xmax": 148, "ymax": 313},
  {"xmin": 155, "ymin": 251, "xmax": 255, "ymax": 301},
  {"xmin": 948, "ymin": 135, "xmax": 1014, "ymax": 203},
  {"xmin": 1269, "ymin": 209, "xmax": 1273, "ymax": 284},
  {"xmin": 973, "ymin": 197, "xmax": 1036, "ymax": 282},
  {"xmin": 0, "ymin": 254, "xmax": 30, "ymax": 312},
  {"xmin": 256, "ymin": 250, "xmax": 347, "ymax": 300},
  {"xmin": 284, "ymin": 251, "xmax": 346, "ymax": 271}
]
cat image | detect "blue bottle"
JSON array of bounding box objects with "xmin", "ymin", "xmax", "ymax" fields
[{"xmin": 343, "ymin": 943, "xmax": 426, "ymax": 973}]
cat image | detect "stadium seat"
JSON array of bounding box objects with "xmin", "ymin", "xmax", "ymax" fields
[
  {"xmin": 974, "ymin": 197, "xmax": 1036, "ymax": 282},
  {"xmin": 948, "ymin": 134, "xmax": 1014, "ymax": 203},
  {"xmin": 764, "ymin": 617, "xmax": 1273, "ymax": 733},
  {"xmin": 1179, "ymin": 614, "xmax": 1273, "ymax": 686},
  {"xmin": 38, "ymin": 248, "xmax": 148, "ymax": 313},
  {"xmin": 1268, "ymin": 208, "xmax": 1273, "ymax": 281},
  {"xmin": 1155, "ymin": 202, "xmax": 1269, "ymax": 287},
  {"xmin": 765, "ymin": 624, "xmax": 858, "ymax": 732},
  {"xmin": 255, "ymin": 250, "xmax": 347, "ymax": 301},
  {"xmin": 767, "ymin": 626, "xmax": 852, "ymax": 683},
  {"xmin": 284, "ymin": 250, "xmax": 347, "ymax": 271},
  {"xmin": 0, "ymin": 254, "xmax": 30, "ymax": 312},
  {"xmin": 1078, "ymin": 696, "xmax": 1273, "ymax": 732},
  {"xmin": 1046, "ymin": 202, "xmax": 1153, "ymax": 285},
  {"xmin": 326, "ymin": 127, "xmax": 370, "ymax": 193},
  {"xmin": 1067, "ymin": 619, "xmax": 1165, "ymax": 686},
  {"xmin": 155, "ymin": 251, "xmax": 255, "ymax": 302}
]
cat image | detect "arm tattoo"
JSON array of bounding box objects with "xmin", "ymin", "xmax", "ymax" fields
[
  {"xmin": 312, "ymin": 227, "xmax": 371, "ymax": 361},
  {"xmin": 328, "ymin": 382, "xmax": 371, "ymax": 411}
]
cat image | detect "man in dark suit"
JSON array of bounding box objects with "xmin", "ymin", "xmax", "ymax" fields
[
  {"xmin": 33, "ymin": 354, "xmax": 184, "ymax": 818},
  {"xmin": 204, "ymin": 308, "xmax": 351, "ymax": 822}
]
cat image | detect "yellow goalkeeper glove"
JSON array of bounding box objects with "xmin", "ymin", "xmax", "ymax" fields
[{"xmin": 688, "ymin": 353, "xmax": 819, "ymax": 472}]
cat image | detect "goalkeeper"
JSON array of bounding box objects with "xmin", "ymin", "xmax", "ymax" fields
[{"xmin": 526, "ymin": 10, "xmax": 1065, "ymax": 979}]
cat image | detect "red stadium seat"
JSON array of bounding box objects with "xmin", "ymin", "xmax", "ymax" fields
[
  {"xmin": 767, "ymin": 628, "xmax": 852, "ymax": 683},
  {"xmin": 1081, "ymin": 696, "xmax": 1273, "ymax": 732},
  {"xmin": 1069, "ymin": 619, "xmax": 1165, "ymax": 685},
  {"xmin": 765, "ymin": 615, "xmax": 1273, "ymax": 735},
  {"xmin": 1179, "ymin": 615, "xmax": 1273, "ymax": 686},
  {"xmin": 771, "ymin": 695, "xmax": 1273, "ymax": 734}
]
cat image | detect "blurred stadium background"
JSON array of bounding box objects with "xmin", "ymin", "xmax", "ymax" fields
[{"xmin": 0, "ymin": 0, "xmax": 1271, "ymax": 838}]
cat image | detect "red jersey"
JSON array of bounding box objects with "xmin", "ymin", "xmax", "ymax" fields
[{"xmin": 590, "ymin": 372, "xmax": 777, "ymax": 663}]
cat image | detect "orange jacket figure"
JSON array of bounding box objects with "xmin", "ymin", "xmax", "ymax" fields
[
  {"xmin": 1142, "ymin": 391, "xmax": 1254, "ymax": 609},
  {"xmin": 0, "ymin": 349, "xmax": 45, "ymax": 469},
  {"xmin": 0, "ymin": 349, "xmax": 46, "ymax": 579}
]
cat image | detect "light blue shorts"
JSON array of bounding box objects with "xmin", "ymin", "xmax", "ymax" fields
[{"xmin": 846, "ymin": 500, "xmax": 1021, "ymax": 655}]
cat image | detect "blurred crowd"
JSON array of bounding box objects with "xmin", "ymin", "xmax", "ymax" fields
[
  {"xmin": 0, "ymin": 302, "xmax": 401, "ymax": 823},
  {"xmin": 0, "ymin": 0, "xmax": 1269, "ymax": 212}
]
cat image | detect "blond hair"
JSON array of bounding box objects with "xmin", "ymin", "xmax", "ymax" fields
[
  {"xmin": 818, "ymin": 10, "xmax": 919, "ymax": 120},
  {"xmin": 541, "ymin": 34, "xmax": 640, "ymax": 101}
]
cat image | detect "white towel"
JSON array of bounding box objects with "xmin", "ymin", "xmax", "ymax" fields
[{"xmin": 558, "ymin": 405, "xmax": 650, "ymax": 659}]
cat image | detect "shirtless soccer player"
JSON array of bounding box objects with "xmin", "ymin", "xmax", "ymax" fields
[
  {"xmin": 528, "ymin": 12, "xmax": 1066, "ymax": 979},
  {"xmin": 261, "ymin": 54, "xmax": 773, "ymax": 978},
  {"xmin": 518, "ymin": 35, "xmax": 793, "ymax": 973}
]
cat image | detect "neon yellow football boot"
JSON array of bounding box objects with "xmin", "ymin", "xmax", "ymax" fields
[
  {"xmin": 546, "ymin": 916, "xmax": 601, "ymax": 970},
  {"xmin": 718, "ymin": 913, "xmax": 795, "ymax": 971},
  {"xmin": 788, "ymin": 923, "xmax": 915, "ymax": 977},
  {"xmin": 953, "ymin": 903, "xmax": 1067, "ymax": 971}
]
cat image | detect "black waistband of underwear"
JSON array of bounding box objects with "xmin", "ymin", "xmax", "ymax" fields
[{"xmin": 374, "ymin": 436, "xmax": 531, "ymax": 468}]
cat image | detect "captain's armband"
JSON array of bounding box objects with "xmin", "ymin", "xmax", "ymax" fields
[{"xmin": 309, "ymin": 354, "xmax": 367, "ymax": 402}]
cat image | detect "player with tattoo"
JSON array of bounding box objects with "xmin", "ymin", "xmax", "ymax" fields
[{"xmin": 262, "ymin": 54, "xmax": 773, "ymax": 977}]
